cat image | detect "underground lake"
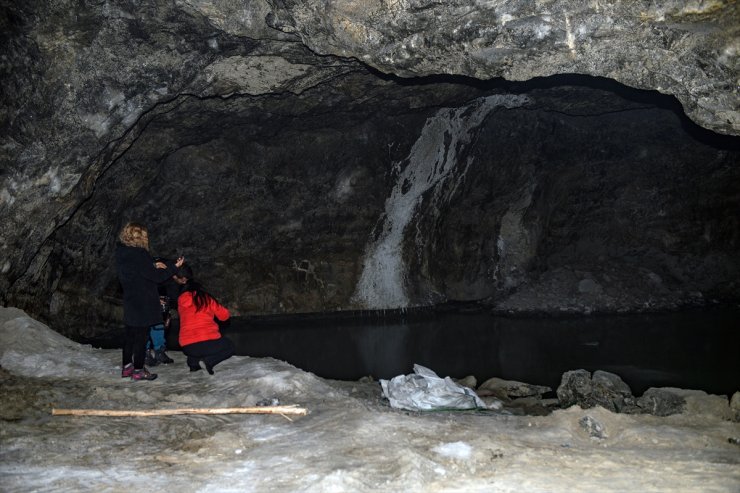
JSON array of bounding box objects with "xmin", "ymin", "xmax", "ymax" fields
[{"xmin": 91, "ymin": 305, "xmax": 740, "ymax": 397}]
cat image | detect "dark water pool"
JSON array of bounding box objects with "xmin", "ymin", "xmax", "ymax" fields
[{"xmin": 215, "ymin": 307, "xmax": 739, "ymax": 396}]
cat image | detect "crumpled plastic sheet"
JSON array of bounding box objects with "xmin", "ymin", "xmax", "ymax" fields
[{"xmin": 380, "ymin": 364, "xmax": 487, "ymax": 411}]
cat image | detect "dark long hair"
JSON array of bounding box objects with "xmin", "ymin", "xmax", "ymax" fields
[{"xmin": 182, "ymin": 276, "xmax": 219, "ymax": 312}]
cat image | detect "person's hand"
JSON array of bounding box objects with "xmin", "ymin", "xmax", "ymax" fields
[
  {"xmin": 155, "ymin": 261, "xmax": 167, "ymax": 269},
  {"xmin": 175, "ymin": 256, "xmax": 185, "ymax": 268}
]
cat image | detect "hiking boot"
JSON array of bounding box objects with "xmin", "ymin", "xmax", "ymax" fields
[
  {"xmin": 131, "ymin": 368, "xmax": 157, "ymax": 381},
  {"xmin": 156, "ymin": 350, "xmax": 174, "ymax": 365},
  {"xmin": 121, "ymin": 363, "xmax": 134, "ymax": 378},
  {"xmin": 145, "ymin": 349, "xmax": 159, "ymax": 367}
]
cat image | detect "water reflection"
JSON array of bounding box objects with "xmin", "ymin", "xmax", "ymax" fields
[{"xmin": 224, "ymin": 307, "xmax": 740, "ymax": 396}]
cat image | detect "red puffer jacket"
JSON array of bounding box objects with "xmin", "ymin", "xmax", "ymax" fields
[{"xmin": 178, "ymin": 291, "xmax": 230, "ymax": 347}]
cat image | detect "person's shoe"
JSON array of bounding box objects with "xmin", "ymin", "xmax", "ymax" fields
[
  {"xmin": 145, "ymin": 349, "xmax": 159, "ymax": 367},
  {"xmin": 131, "ymin": 368, "xmax": 157, "ymax": 381},
  {"xmin": 189, "ymin": 359, "xmax": 205, "ymax": 372},
  {"xmin": 156, "ymin": 350, "xmax": 174, "ymax": 365},
  {"xmin": 205, "ymin": 364, "xmax": 214, "ymax": 375},
  {"xmin": 121, "ymin": 363, "xmax": 134, "ymax": 378}
]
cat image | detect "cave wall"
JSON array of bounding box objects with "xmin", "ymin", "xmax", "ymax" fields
[
  {"xmin": 0, "ymin": 0, "xmax": 363, "ymax": 300},
  {"xmin": 6, "ymin": 76, "xmax": 478, "ymax": 336},
  {"xmin": 1, "ymin": 0, "xmax": 739, "ymax": 338},
  {"xmin": 8, "ymin": 79, "xmax": 739, "ymax": 339},
  {"xmin": 408, "ymin": 88, "xmax": 740, "ymax": 313},
  {"xmin": 271, "ymin": 0, "xmax": 740, "ymax": 136}
]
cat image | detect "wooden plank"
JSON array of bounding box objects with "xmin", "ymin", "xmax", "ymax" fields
[{"xmin": 51, "ymin": 405, "xmax": 308, "ymax": 417}]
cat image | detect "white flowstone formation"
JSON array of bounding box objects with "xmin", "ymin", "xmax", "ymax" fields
[{"xmin": 354, "ymin": 94, "xmax": 529, "ymax": 308}]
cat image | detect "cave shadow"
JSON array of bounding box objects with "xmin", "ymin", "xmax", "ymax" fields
[{"xmin": 366, "ymin": 68, "xmax": 740, "ymax": 151}]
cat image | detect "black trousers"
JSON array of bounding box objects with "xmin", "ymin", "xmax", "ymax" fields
[
  {"xmin": 123, "ymin": 325, "xmax": 149, "ymax": 369},
  {"xmin": 182, "ymin": 337, "xmax": 234, "ymax": 371}
]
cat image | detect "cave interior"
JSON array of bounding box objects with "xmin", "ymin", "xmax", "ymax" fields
[{"xmin": 1, "ymin": 0, "xmax": 739, "ymax": 348}]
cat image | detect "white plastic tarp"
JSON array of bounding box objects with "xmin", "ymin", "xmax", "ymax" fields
[{"xmin": 380, "ymin": 364, "xmax": 487, "ymax": 411}]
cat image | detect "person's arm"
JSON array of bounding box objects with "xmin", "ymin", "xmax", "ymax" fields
[
  {"xmin": 211, "ymin": 299, "xmax": 230, "ymax": 322},
  {"xmin": 143, "ymin": 263, "xmax": 177, "ymax": 283},
  {"xmin": 155, "ymin": 256, "xmax": 184, "ymax": 272},
  {"xmin": 139, "ymin": 253, "xmax": 177, "ymax": 283}
]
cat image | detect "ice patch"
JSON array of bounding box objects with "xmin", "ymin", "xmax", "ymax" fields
[
  {"xmin": 433, "ymin": 441, "xmax": 472, "ymax": 460},
  {"xmin": 0, "ymin": 308, "xmax": 112, "ymax": 378},
  {"xmin": 1, "ymin": 307, "xmax": 738, "ymax": 492}
]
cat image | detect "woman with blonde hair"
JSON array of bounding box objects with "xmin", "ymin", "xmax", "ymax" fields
[{"xmin": 115, "ymin": 221, "xmax": 184, "ymax": 381}]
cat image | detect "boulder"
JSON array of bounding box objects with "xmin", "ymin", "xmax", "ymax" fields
[
  {"xmin": 578, "ymin": 415, "xmax": 607, "ymax": 440},
  {"xmin": 478, "ymin": 377, "xmax": 551, "ymax": 399},
  {"xmin": 556, "ymin": 369, "xmax": 634, "ymax": 412},
  {"xmin": 592, "ymin": 370, "xmax": 632, "ymax": 398},
  {"xmin": 642, "ymin": 388, "xmax": 731, "ymax": 420},
  {"xmin": 731, "ymin": 392, "xmax": 740, "ymax": 422},
  {"xmin": 636, "ymin": 388, "xmax": 686, "ymax": 417},
  {"xmin": 454, "ymin": 375, "xmax": 478, "ymax": 390}
]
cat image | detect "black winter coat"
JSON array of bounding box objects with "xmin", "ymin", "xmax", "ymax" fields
[{"xmin": 115, "ymin": 243, "xmax": 177, "ymax": 327}]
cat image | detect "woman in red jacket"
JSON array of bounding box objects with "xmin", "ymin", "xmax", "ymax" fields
[{"xmin": 177, "ymin": 266, "xmax": 234, "ymax": 374}]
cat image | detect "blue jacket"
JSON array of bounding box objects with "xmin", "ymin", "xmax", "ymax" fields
[{"xmin": 115, "ymin": 243, "xmax": 177, "ymax": 327}]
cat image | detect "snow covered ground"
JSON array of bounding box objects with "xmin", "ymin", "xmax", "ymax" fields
[{"xmin": 1, "ymin": 306, "xmax": 739, "ymax": 492}]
